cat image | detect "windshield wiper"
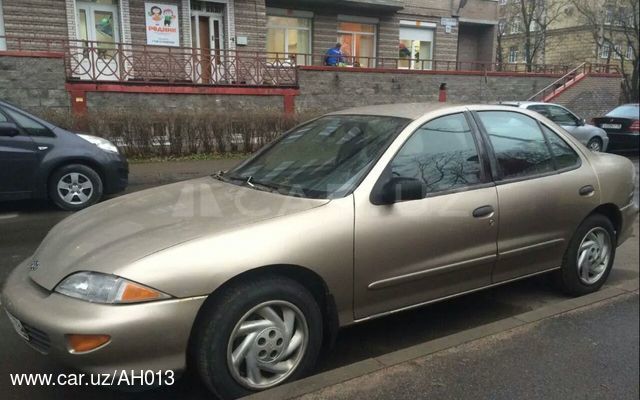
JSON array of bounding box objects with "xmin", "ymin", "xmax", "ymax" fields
[{"xmin": 215, "ymin": 172, "xmax": 308, "ymax": 198}]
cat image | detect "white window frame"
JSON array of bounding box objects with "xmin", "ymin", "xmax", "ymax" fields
[
  {"xmin": 499, "ymin": 0, "xmax": 507, "ymax": 5},
  {"xmin": 600, "ymin": 43, "xmax": 610, "ymax": 59},
  {"xmin": 627, "ymin": 44, "xmax": 633, "ymax": 59},
  {"xmin": 265, "ymin": 10, "xmax": 313, "ymax": 59},
  {"xmin": 612, "ymin": 44, "xmax": 622, "ymax": 59},
  {"xmin": 508, "ymin": 46, "xmax": 518, "ymax": 63}
]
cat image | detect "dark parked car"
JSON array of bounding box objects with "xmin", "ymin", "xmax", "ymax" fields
[
  {"xmin": 0, "ymin": 101, "xmax": 128, "ymax": 210},
  {"xmin": 592, "ymin": 103, "xmax": 639, "ymax": 153}
]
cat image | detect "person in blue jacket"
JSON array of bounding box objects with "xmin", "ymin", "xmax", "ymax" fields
[{"xmin": 325, "ymin": 43, "xmax": 344, "ymax": 66}]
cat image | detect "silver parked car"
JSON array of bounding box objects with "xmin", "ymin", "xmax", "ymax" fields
[
  {"xmin": 2, "ymin": 103, "xmax": 637, "ymax": 399},
  {"xmin": 501, "ymin": 101, "xmax": 609, "ymax": 152}
]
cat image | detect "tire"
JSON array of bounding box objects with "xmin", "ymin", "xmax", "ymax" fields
[
  {"xmin": 48, "ymin": 164, "xmax": 103, "ymax": 211},
  {"xmin": 555, "ymin": 214, "xmax": 616, "ymax": 296},
  {"xmin": 193, "ymin": 276, "xmax": 323, "ymax": 399},
  {"xmin": 587, "ymin": 137, "xmax": 603, "ymax": 152}
]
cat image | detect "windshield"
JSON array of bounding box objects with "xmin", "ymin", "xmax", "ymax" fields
[
  {"xmin": 607, "ymin": 104, "xmax": 639, "ymax": 119},
  {"xmin": 221, "ymin": 115, "xmax": 410, "ymax": 199}
]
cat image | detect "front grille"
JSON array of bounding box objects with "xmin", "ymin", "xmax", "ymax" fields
[{"xmin": 22, "ymin": 322, "xmax": 51, "ymax": 354}]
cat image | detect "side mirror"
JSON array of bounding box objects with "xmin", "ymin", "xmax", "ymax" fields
[
  {"xmin": 579, "ymin": 118, "xmax": 586, "ymax": 126},
  {"xmin": 372, "ymin": 176, "xmax": 425, "ymax": 205},
  {"xmin": 0, "ymin": 122, "xmax": 20, "ymax": 137}
]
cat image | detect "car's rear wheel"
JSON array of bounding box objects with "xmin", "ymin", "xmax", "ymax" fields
[
  {"xmin": 193, "ymin": 276, "xmax": 323, "ymax": 399},
  {"xmin": 587, "ymin": 137, "xmax": 603, "ymax": 152},
  {"xmin": 556, "ymin": 214, "xmax": 616, "ymax": 295},
  {"xmin": 48, "ymin": 164, "xmax": 103, "ymax": 211}
]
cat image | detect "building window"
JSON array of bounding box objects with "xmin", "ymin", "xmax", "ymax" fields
[
  {"xmin": 338, "ymin": 22, "xmax": 376, "ymax": 67},
  {"xmin": 508, "ymin": 46, "xmax": 518, "ymax": 62},
  {"xmin": 499, "ymin": 0, "xmax": 507, "ymax": 5},
  {"xmin": 0, "ymin": 0, "xmax": 6, "ymax": 50},
  {"xmin": 510, "ymin": 17, "xmax": 521, "ymax": 34},
  {"xmin": 613, "ymin": 44, "xmax": 622, "ymax": 59},
  {"xmin": 604, "ymin": 8, "xmax": 613, "ymax": 25},
  {"xmin": 498, "ymin": 19, "xmax": 506, "ymax": 34},
  {"xmin": 600, "ymin": 43, "xmax": 610, "ymax": 59},
  {"xmin": 627, "ymin": 45, "xmax": 634, "ymax": 59},
  {"xmin": 266, "ymin": 15, "xmax": 311, "ymax": 65},
  {"xmin": 399, "ymin": 26, "xmax": 434, "ymax": 70}
]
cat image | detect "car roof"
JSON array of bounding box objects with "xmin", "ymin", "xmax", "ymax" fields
[
  {"xmin": 328, "ymin": 102, "xmax": 457, "ymax": 120},
  {"xmin": 498, "ymin": 101, "xmax": 552, "ymax": 108}
]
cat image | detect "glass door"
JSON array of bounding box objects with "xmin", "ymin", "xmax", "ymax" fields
[{"xmin": 76, "ymin": 1, "xmax": 120, "ymax": 80}]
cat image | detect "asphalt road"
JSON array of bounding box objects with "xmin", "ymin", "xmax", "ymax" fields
[{"xmin": 0, "ymin": 156, "xmax": 638, "ymax": 399}]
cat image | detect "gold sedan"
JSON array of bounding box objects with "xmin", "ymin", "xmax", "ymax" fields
[{"xmin": 2, "ymin": 103, "xmax": 637, "ymax": 399}]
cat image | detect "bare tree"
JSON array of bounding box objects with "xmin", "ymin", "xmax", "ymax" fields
[
  {"xmin": 502, "ymin": 0, "xmax": 566, "ymax": 71},
  {"xmin": 571, "ymin": 0, "xmax": 639, "ymax": 102}
]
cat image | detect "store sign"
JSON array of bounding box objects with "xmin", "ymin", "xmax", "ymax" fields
[{"xmin": 145, "ymin": 2, "xmax": 179, "ymax": 46}]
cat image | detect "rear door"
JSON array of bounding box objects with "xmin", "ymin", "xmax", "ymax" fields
[
  {"xmin": 473, "ymin": 110, "xmax": 599, "ymax": 282},
  {"xmin": 0, "ymin": 110, "xmax": 39, "ymax": 196}
]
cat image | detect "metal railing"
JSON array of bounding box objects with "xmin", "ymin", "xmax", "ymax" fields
[
  {"xmin": 527, "ymin": 62, "xmax": 621, "ymax": 102},
  {"xmin": 0, "ymin": 36, "xmax": 620, "ymax": 88}
]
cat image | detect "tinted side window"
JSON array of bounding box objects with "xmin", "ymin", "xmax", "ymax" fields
[
  {"xmin": 1, "ymin": 107, "xmax": 53, "ymax": 137},
  {"xmin": 478, "ymin": 111, "xmax": 554, "ymax": 179},
  {"xmin": 390, "ymin": 113, "xmax": 482, "ymax": 194},
  {"xmin": 542, "ymin": 125, "xmax": 580, "ymax": 170},
  {"xmin": 548, "ymin": 106, "xmax": 579, "ymax": 126},
  {"xmin": 0, "ymin": 111, "xmax": 7, "ymax": 122}
]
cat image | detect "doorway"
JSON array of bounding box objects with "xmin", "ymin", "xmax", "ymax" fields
[
  {"xmin": 191, "ymin": 12, "xmax": 224, "ymax": 83},
  {"xmin": 75, "ymin": 1, "xmax": 121, "ymax": 80}
]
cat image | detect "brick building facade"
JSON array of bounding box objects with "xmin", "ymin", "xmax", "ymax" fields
[{"xmin": 0, "ymin": 0, "xmax": 499, "ymax": 68}]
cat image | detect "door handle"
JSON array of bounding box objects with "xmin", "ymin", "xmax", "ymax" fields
[
  {"xmin": 472, "ymin": 205, "xmax": 494, "ymax": 218},
  {"xmin": 579, "ymin": 185, "xmax": 595, "ymax": 196}
]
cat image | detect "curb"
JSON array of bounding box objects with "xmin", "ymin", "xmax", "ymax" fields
[{"xmin": 243, "ymin": 279, "xmax": 639, "ymax": 400}]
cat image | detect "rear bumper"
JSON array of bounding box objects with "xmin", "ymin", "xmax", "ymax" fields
[
  {"xmin": 606, "ymin": 132, "xmax": 640, "ymax": 152},
  {"xmin": 618, "ymin": 201, "xmax": 639, "ymax": 246},
  {"xmin": 103, "ymin": 155, "xmax": 129, "ymax": 194},
  {"xmin": 1, "ymin": 259, "xmax": 205, "ymax": 375}
]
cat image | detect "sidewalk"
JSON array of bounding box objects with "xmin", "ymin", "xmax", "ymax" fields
[{"xmin": 297, "ymin": 292, "xmax": 639, "ymax": 400}]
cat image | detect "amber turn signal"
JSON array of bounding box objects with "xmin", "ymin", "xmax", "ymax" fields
[
  {"xmin": 119, "ymin": 281, "xmax": 164, "ymax": 302},
  {"xmin": 66, "ymin": 334, "xmax": 111, "ymax": 353}
]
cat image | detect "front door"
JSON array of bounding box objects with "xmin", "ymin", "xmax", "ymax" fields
[
  {"xmin": 75, "ymin": 1, "xmax": 120, "ymax": 80},
  {"xmin": 191, "ymin": 13, "xmax": 224, "ymax": 83},
  {"xmin": 353, "ymin": 112, "xmax": 498, "ymax": 319},
  {"xmin": 473, "ymin": 110, "xmax": 600, "ymax": 282},
  {"xmin": 0, "ymin": 112, "xmax": 39, "ymax": 196}
]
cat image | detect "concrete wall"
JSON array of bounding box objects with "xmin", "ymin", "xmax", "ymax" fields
[
  {"xmin": 0, "ymin": 55, "xmax": 69, "ymax": 114},
  {"xmin": 295, "ymin": 68, "xmax": 557, "ymax": 112},
  {"xmin": 86, "ymin": 92, "xmax": 283, "ymax": 113}
]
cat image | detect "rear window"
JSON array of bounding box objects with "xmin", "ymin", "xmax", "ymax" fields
[{"xmin": 606, "ymin": 104, "xmax": 639, "ymax": 119}]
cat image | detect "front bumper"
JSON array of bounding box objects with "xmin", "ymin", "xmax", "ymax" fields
[
  {"xmin": 1, "ymin": 260, "xmax": 206, "ymax": 374},
  {"xmin": 103, "ymin": 154, "xmax": 129, "ymax": 195}
]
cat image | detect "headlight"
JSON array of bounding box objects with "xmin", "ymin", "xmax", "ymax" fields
[
  {"xmin": 55, "ymin": 272, "xmax": 170, "ymax": 304},
  {"xmin": 77, "ymin": 134, "xmax": 119, "ymax": 154}
]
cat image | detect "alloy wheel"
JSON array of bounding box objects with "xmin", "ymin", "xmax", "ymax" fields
[
  {"xmin": 57, "ymin": 172, "xmax": 94, "ymax": 205},
  {"xmin": 577, "ymin": 227, "xmax": 611, "ymax": 285},
  {"xmin": 226, "ymin": 300, "xmax": 308, "ymax": 390}
]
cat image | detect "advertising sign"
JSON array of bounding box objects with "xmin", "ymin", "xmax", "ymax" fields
[{"xmin": 145, "ymin": 3, "xmax": 179, "ymax": 46}]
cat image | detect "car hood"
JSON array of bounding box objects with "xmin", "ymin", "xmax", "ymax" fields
[{"xmin": 29, "ymin": 177, "xmax": 328, "ymax": 290}]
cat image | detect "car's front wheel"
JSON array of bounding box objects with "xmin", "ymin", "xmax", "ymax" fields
[
  {"xmin": 556, "ymin": 214, "xmax": 616, "ymax": 295},
  {"xmin": 48, "ymin": 164, "xmax": 103, "ymax": 211},
  {"xmin": 193, "ymin": 276, "xmax": 323, "ymax": 399},
  {"xmin": 587, "ymin": 137, "xmax": 603, "ymax": 152}
]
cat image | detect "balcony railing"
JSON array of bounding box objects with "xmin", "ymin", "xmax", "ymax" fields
[{"xmin": 0, "ymin": 36, "xmax": 620, "ymax": 88}]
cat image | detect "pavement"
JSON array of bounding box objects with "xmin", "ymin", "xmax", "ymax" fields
[{"xmin": 0, "ymin": 155, "xmax": 638, "ymax": 399}]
